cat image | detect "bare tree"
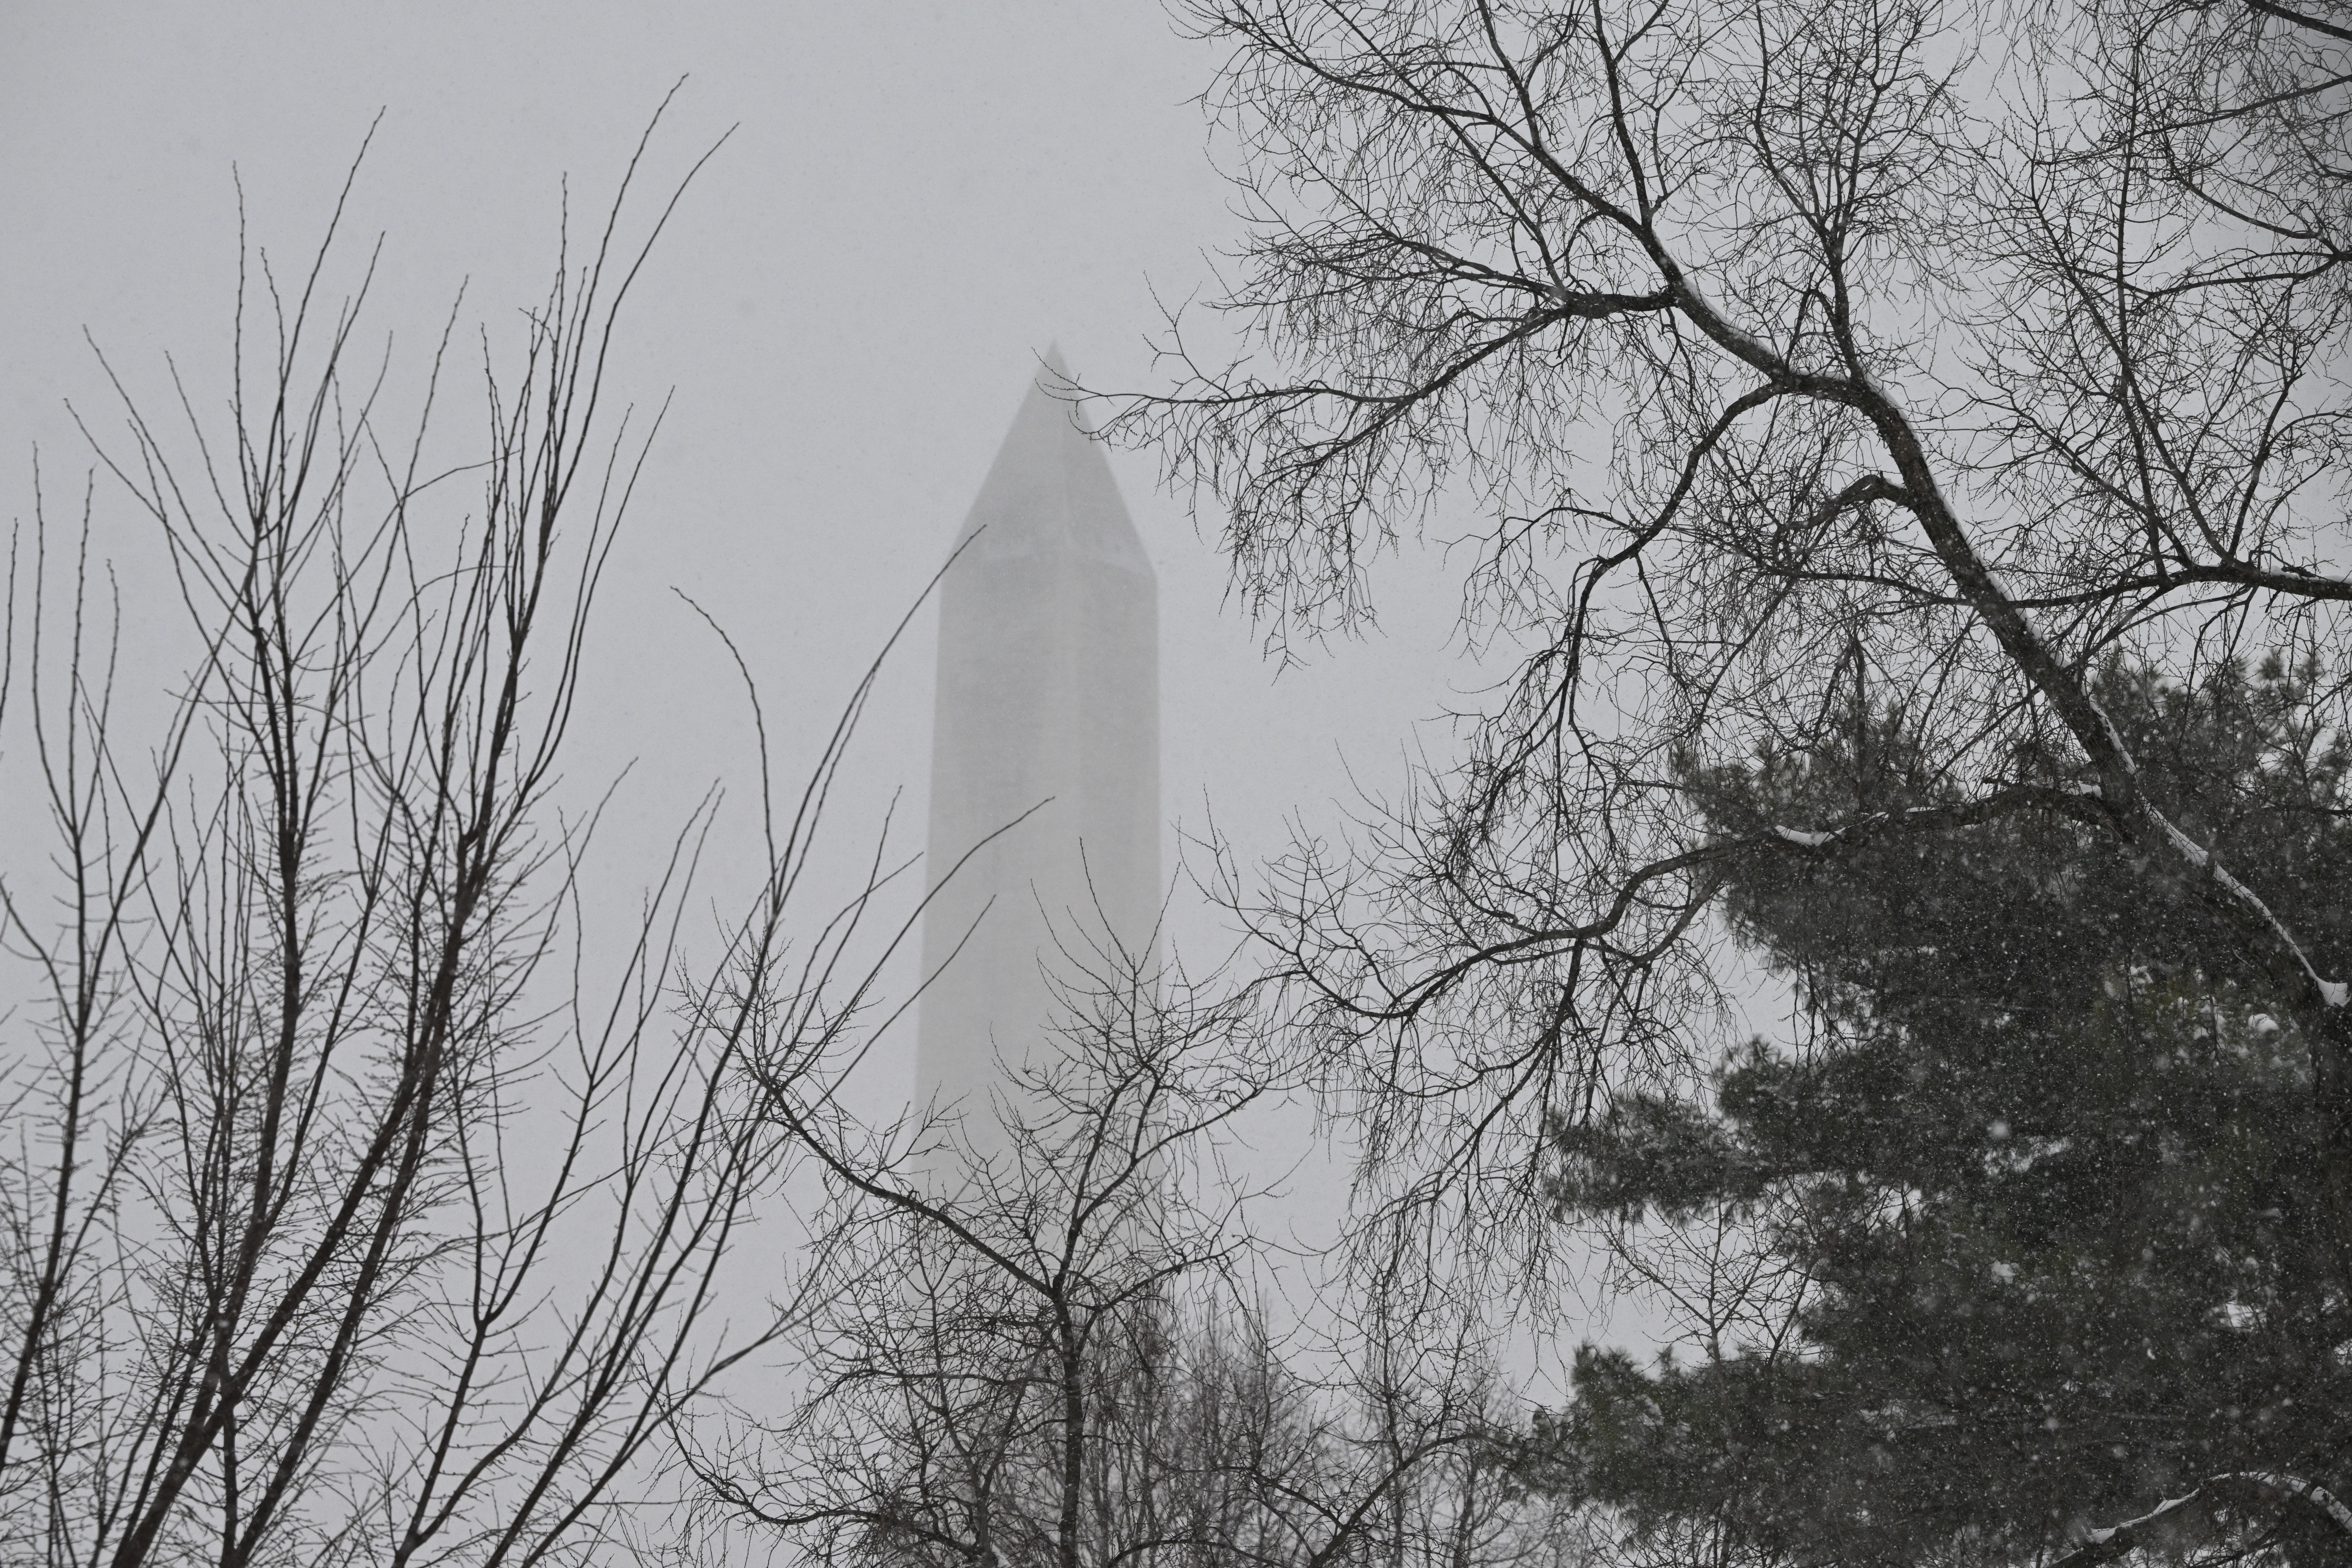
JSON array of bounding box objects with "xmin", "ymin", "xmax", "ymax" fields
[
  {"xmin": 0, "ymin": 109, "xmax": 915, "ymax": 1567},
  {"xmin": 1112, "ymin": 0, "xmax": 2352, "ymax": 1287},
  {"xmin": 699, "ymin": 944, "xmax": 1277, "ymax": 1568},
  {"xmin": 691, "ymin": 913, "xmax": 1577, "ymax": 1568}
]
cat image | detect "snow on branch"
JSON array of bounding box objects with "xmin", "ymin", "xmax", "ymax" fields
[{"xmin": 2055, "ymin": 1472, "xmax": 2352, "ymax": 1566}]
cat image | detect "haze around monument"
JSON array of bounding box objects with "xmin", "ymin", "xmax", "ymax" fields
[{"xmin": 0, "ymin": 0, "xmax": 1675, "ymax": 1372}]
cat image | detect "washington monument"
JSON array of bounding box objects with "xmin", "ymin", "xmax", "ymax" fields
[{"xmin": 916, "ymin": 354, "xmax": 1160, "ymax": 1169}]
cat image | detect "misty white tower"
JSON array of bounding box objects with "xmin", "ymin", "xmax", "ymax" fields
[{"xmin": 916, "ymin": 354, "xmax": 1160, "ymax": 1168}]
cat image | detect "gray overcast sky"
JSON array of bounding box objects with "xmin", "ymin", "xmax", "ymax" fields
[
  {"xmin": 1, "ymin": 0, "xmax": 1490, "ymax": 1133},
  {"xmin": 1, "ymin": 0, "xmax": 1669, "ymax": 1370}
]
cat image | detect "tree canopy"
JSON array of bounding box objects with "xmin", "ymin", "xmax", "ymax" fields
[{"xmin": 1528, "ymin": 657, "xmax": 2352, "ymax": 1563}]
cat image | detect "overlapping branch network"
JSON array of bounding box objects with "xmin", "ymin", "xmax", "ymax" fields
[{"xmin": 1106, "ymin": 0, "xmax": 2352, "ymax": 1290}]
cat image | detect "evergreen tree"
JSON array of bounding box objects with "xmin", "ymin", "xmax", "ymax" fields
[{"xmin": 1527, "ymin": 658, "xmax": 2352, "ymax": 1566}]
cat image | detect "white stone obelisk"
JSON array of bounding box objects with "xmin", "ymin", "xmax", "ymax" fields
[{"xmin": 917, "ymin": 353, "xmax": 1160, "ymax": 1172}]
